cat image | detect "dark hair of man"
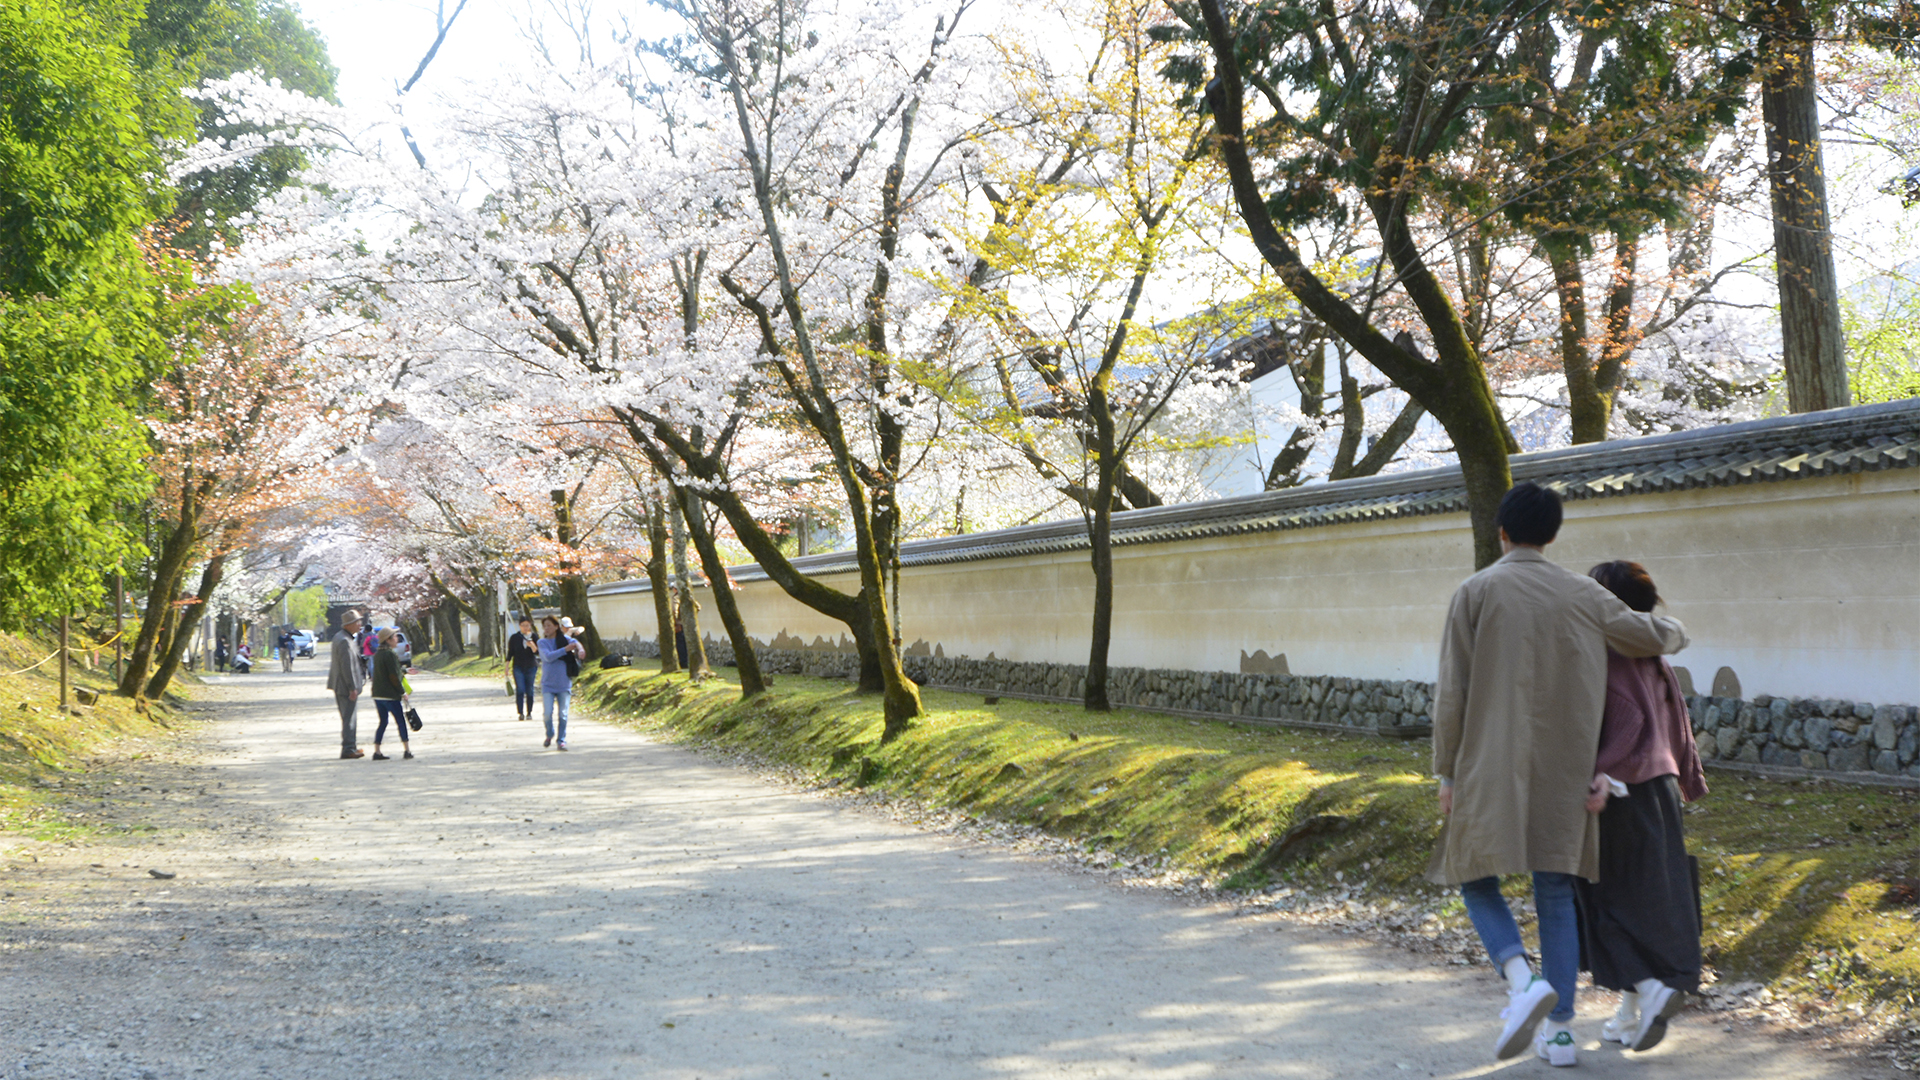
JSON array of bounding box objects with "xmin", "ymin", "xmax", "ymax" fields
[
  {"xmin": 1589, "ymin": 560, "xmax": 1661, "ymax": 613},
  {"xmin": 1496, "ymin": 481, "xmax": 1563, "ymax": 546}
]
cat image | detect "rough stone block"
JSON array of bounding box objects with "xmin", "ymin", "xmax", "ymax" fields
[
  {"xmin": 1828, "ymin": 744, "xmax": 1870, "ymax": 773},
  {"xmin": 1899, "ymin": 726, "xmax": 1918, "ymax": 767},
  {"xmin": 1761, "ymin": 744, "xmax": 1791, "ymax": 767},
  {"xmin": 1737, "ymin": 742, "xmax": 1762, "ymax": 764},
  {"xmin": 1716, "ymin": 727, "xmax": 1742, "ymax": 759},
  {"xmin": 1872, "ymin": 714, "xmax": 1899, "ymax": 751},
  {"xmin": 1853, "ymin": 701, "xmax": 1875, "ymax": 721},
  {"xmin": 1739, "ymin": 704, "xmax": 1761, "ymax": 732},
  {"xmin": 1798, "ymin": 750, "xmax": 1827, "ymax": 771},
  {"xmin": 1695, "ymin": 731, "xmax": 1718, "ymax": 760},
  {"xmin": 1783, "ymin": 719, "xmax": 1805, "ymax": 750},
  {"xmin": 1803, "ymin": 716, "xmax": 1832, "ymax": 752},
  {"xmin": 1874, "ymin": 750, "xmax": 1901, "ymax": 776}
]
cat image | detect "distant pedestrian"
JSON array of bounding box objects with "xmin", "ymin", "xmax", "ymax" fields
[
  {"xmin": 326, "ymin": 611, "xmax": 367, "ymax": 759},
  {"xmin": 1427, "ymin": 482, "xmax": 1689, "ymax": 1066},
  {"xmin": 1579, "ymin": 561, "xmax": 1708, "ymax": 1053},
  {"xmin": 368, "ymin": 627, "xmax": 413, "ymax": 761},
  {"xmin": 215, "ymin": 639, "xmax": 230, "ymax": 672},
  {"xmin": 506, "ymin": 616, "xmax": 539, "ymax": 721},
  {"xmin": 537, "ymin": 615, "xmax": 585, "ymax": 750},
  {"xmin": 277, "ymin": 629, "xmax": 296, "ymax": 672}
]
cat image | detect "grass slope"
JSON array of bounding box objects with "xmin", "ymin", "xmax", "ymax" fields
[
  {"xmin": 0, "ymin": 632, "xmax": 184, "ymax": 842},
  {"xmin": 578, "ymin": 667, "xmax": 1919, "ymax": 1016}
]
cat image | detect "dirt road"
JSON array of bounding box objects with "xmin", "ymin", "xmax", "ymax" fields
[{"xmin": 0, "ymin": 668, "xmax": 1888, "ymax": 1079}]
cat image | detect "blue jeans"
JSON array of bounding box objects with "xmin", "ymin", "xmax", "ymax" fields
[
  {"xmin": 513, "ymin": 666, "xmax": 536, "ymax": 716},
  {"xmin": 1460, "ymin": 872, "xmax": 1579, "ymax": 1021},
  {"xmin": 543, "ymin": 688, "xmax": 571, "ymax": 743},
  {"xmin": 372, "ymin": 698, "xmax": 408, "ymax": 745}
]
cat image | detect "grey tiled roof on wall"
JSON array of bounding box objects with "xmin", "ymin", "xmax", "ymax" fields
[{"xmin": 590, "ymin": 398, "xmax": 1920, "ymax": 593}]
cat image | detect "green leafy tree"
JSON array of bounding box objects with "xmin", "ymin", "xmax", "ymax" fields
[{"xmin": 0, "ymin": 0, "xmax": 174, "ymax": 626}]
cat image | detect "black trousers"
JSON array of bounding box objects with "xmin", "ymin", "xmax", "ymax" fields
[{"xmin": 1576, "ymin": 774, "xmax": 1703, "ymax": 994}]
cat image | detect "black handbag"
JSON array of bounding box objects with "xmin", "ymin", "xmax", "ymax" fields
[
  {"xmin": 564, "ymin": 652, "xmax": 581, "ymax": 678},
  {"xmin": 406, "ymin": 704, "xmax": 423, "ymax": 732}
]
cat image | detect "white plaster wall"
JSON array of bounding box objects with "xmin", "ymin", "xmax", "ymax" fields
[{"xmin": 590, "ymin": 469, "xmax": 1920, "ymax": 704}]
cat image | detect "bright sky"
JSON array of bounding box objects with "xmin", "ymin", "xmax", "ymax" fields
[{"xmin": 296, "ymin": 0, "xmax": 674, "ymax": 130}]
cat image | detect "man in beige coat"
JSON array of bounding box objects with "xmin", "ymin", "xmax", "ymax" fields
[{"xmin": 1428, "ymin": 482, "xmax": 1687, "ymax": 1065}]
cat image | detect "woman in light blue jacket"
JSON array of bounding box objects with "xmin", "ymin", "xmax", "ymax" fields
[{"xmin": 536, "ymin": 615, "xmax": 586, "ymax": 750}]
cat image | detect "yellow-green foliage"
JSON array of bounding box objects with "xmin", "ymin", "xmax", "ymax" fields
[
  {"xmin": 579, "ymin": 668, "xmax": 1920, "ymax": 1011},
  {"xmin": 0, "ymin": 632, "xmax": 180, "ymax": 841}
]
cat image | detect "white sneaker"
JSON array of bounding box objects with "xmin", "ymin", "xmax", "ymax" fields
[
  {"xmin": 1630, "ymin": 983, "xmax": 1682, "ymax": 1051},
  {"xmin": 1536, "ymin": 1026, "xmax": 1578, "ymax": 1067},
  {"xmin": 1495, "ymin": 977, "xmax": 1559, "ymax": 1060},
  {"xmin": 1601, "ymin": 1015, "xmax": 1633, "ymax": 1044}
]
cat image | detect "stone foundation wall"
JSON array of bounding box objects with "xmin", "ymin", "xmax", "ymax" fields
[
  {"xmin": 603, "ymin": 632, "xmax": 1920, "ymax": 781},
  {"xmin": 1689, "ymin": 694, "xmax": 1920, "ymax": 778}
]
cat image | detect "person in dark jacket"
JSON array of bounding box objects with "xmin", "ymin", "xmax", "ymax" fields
[
  {"xmin": 368, "ymin": 627, "xmax": 412, "ymax": 760},
  {"xmin": 505, "ymin": 616, "xmax": 540, "ymax": 721},
  {"xmin": 1579, "ymin": 561, "xmax": 1709, "ymax": 1054}
]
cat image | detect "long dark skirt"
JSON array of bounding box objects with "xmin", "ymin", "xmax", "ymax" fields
[{"xmin": 1576, "ymin": 774, "xmax": 1702, "ymax": 994}]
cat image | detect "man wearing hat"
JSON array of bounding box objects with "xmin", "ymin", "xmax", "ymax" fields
[{"xmin": 325, "ymin": 610, "xmax": 368, "ymax": 759}]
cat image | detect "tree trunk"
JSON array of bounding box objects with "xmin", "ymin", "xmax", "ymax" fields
[
  {"xmin": 1759, "ymin": 0, "xmax": 1849, "ymax": 413},
  {"xmin": 548, "ymin": 488, "xmax": 604, "ymax": 658},
  {"xmin": 1545, "ymin": 241, "xmax": 1609, "ymax": 444},
  {"xmin": 684, "ymin": 491, "xmax": 766, "ymax": 697},
  {"xmin": 145, "ymin": 545, "xmax": 231, "ymax": 699},
  {"xmin": 1084, "ymin": 465, "xmax": 1116, "ymax": 713},
  {"xmin": 1455, "ymin": 421, "xmax": 1516, "ymax": 570},
  {"xmin": 476, "ymin": 585, "xmax": 498, "ymax": 658},
  {"xmin": 437, "ymin": 595, "xmax": 465, "ymax": 659},
  {"xmin": 669, "ymin": 487, "xmax": 711, "ymax": 679},
  {"xmin": 645, "ymin": 496, "xmax": 680, "ymax": 675},
  {"xmin": 118, "ymin": 492, "xmax": 199, "ymax": 697}
]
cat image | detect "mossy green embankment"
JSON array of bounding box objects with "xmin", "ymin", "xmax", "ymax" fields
[
  {"xmin": 416, "ymin": 651, "xmax": 508, "ymax": 680},
  {"xmin": 578, "ymin": 667, "xmax": 1919, "ymax": 1014},
  {"xmin": 0, "ymin": 632, "xmax": 184, "ymax": 842}
]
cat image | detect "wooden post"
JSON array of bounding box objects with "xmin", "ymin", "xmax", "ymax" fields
[
  {"xmin": 59, "ymin": 611, "xmax": 70, "ymax": 709},
  {"xmin": 114, "ymin": 574, "xmax": 125, "ymax": 677}
]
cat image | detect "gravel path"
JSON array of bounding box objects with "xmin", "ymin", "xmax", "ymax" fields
[{"xmin": 0, "ymin": 667, "xmax": 1893, "ymax": 1079}]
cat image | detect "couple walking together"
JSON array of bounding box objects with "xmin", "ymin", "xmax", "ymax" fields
[
  {"xmin": 326, "ymin": 610, "xmax": 417, "ymax": 760},
  {"xmin": 507, "ymin": 614, "xmax": 586, "ymax": 750},
  {"xmin": 1432, "ymin": 482, "xmax": 1708, "ymax": 1067}
]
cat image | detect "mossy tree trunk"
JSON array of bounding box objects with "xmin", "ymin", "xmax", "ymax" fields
[
  {"xmin": 682, "ymin": 489, "xmax": 765, "ymax": 696},
  {"xmin": 119, "ymin": 485, "xmax": 201, "ymax": 697},
  {"xmin": 644, "ymin": 496, "xmax": 680, "ymax": 676},
  {"xmin": 548, "ymin": 486, "xmax": 604, "ymax": 659},
  {"xmin": 668, "ymin": 486, "xmax": 711, "ymax": 679}
]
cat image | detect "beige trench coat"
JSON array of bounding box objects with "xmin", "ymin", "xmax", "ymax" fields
[{"xmin": 1426, "ymin": 548, "xmax": 1688, "ymax": 885}]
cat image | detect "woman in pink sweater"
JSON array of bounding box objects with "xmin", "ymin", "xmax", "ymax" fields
[{"xmin": 1579, "ymin": 561, "xmax": 1709, "ymax": 1054}]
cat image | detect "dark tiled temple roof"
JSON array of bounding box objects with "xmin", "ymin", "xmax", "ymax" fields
[{"xmin": 590, "ymin": 398, "xmax": 1920, "ymax": 592}]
